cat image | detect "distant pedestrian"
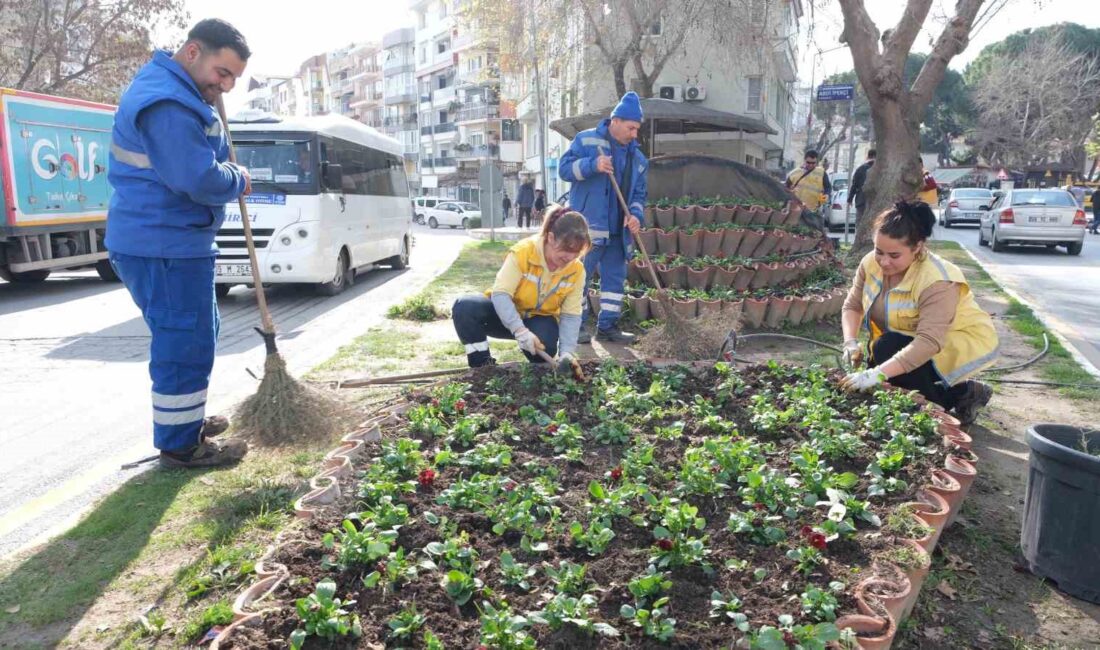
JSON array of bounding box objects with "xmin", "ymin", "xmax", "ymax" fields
[
  {"xmin": 847, "ymin": 148, "xmax": 876, "ymax": 225},
  {"xmin": 917, "ymin": 165, "xmax": 938, "ymax": 206},
  {"xmin": 785, "ymin": 149, "xmax": 831, "ymax": 213},
  {"xmin": 502, "ymin": 193, "xmax": 511, "ymax": 224},
  {"xmin": 1090, "ymin": 187, "xmax": 1100, "ymax": 234},
  {"xmin": 517, "ymin": 179, "xmax": 535, "ymax": 228},
  {"xmin": 534, "ymin": 189, "xmax": 547, "ymax": 226}
]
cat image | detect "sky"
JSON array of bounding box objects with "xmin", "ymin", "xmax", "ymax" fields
[{"xmin": 164, "ymin": 0, "xmax": 1100, "ymax": 111}]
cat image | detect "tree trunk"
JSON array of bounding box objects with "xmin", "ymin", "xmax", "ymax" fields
[
  {"xmin": 851, "ymin": 97, "xmax": 922, "ymax": 254},
  {"xmin": 612, "ymin": 61, "xmax": 627, "ymax": 97}
]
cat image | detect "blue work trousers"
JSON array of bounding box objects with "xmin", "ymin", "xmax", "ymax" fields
[
  {"xmin": 110, "ymin": 252, "xmax": 219, "ymax": 452},
  {"xmin": 452, "ymin": 294, "xmax": 558, "ymax": 367},
  {"xmin": 582, "ymin": 237, "xmax": 627, "ymax": 330}
]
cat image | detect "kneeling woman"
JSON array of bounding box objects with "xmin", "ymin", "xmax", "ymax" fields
[
  {"xmin": 839, "ymin": 201, "xmax": 998, "ymax": 425},
  {"xmin": 452, "ymin": 206, "xmax": 589, "ymax": 368}
]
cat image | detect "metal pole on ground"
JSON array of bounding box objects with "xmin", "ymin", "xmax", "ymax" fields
[{"xmin": 843, "ymin": 96, "xmax": 856, "ymax": 246}]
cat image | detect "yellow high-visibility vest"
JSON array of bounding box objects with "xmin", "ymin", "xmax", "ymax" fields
[
  {"xmin": 860, "ymin": 251, "xmax": 999, "ymax": 386},
  {"xmin": 787, "ymin": 165, "xmax": 827, "ymax": 210},
  {"xmin": 486, "ymin": 236, "xmax": 584, "ymax": 318}
]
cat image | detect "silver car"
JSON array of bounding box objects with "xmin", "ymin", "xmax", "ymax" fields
[
  {"xmin": 941, "ymin": 187, "xmax": 993, "ymax": 227},
  {"xmin": 978, "ymin": 189, "xmax": 1087, "ymax": 255}
]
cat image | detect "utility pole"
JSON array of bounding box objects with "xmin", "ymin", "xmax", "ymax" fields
[{"xmin": 529, "ymin": 0, "xmax": 549, "ymax": 194}]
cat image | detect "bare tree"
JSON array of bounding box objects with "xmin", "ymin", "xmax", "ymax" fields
[
  {"xmin": 970, "ymin": 35, "xmax": 1100, "ymax": 169},
  {"xmin": 0, "ymin": 0, "xmax": 187, "ymax": 104},
  {"xmin": 835, "ymin": 0, "xmax": 1010, "ymax": 256}
]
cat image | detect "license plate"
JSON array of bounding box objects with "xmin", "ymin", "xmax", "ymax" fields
[
  {"xmin": 216, "ymin": 263, "xmax": 252, "ymax": 276},
  {"xmin": 1027, "ymin": 216, "xmax": 1057, "ymax": 224}
]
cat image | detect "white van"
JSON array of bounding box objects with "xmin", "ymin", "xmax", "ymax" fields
[
  {"xmin": 215, "ymin": 113, "xmax": 412, "ymax": 296},
  {"xmin": 412, "ymin": 195, "xmax": 443, "ymax": 224}
]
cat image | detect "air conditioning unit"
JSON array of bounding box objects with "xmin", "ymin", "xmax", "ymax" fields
[
  {"xmin": 657, "ymin": 84, "xmax": 682, "ymax": 102},
  {"xmin": 684, "ymin": 85, "xmax": 707, "ymax": 102}
]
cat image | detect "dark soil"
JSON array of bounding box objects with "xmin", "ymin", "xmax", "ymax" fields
[{"xmin": 224, "ymin": 361, "xmax": 952, "ymax": 649}]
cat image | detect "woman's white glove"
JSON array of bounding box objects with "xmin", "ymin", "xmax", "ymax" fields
[
  {"xmin": 842, "ymin": 339, "xmax": 863, "ymax": 369},
  {"xmin": 514, "ymin": 327, "xmax": 545, "ymax": 354},
  {"xmin": 839, "ymin": 367, "xmax": 886, "ymax": 393}
]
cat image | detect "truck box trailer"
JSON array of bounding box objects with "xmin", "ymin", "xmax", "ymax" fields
[{"xmin": 0, "ymin": 88, "xmax": 116, "ymax": 283}]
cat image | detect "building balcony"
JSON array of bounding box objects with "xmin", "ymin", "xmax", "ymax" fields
[
  {"xmin": 384, "ymin": 57, "xmax": 415, "ymax": 75},
  {"xmin": 772, "ymin": 39, "xmax": 798, "ymax": 83},
  {"xmin": 516, "ymin": 94, "xmax": 536, "ymax": 122},
  {"xmin": 453, "ymin": 104, "xmax": 500, "ymax": 123},
  {"xmin": 431, "ymin": 86, "xmax": 457, "ymax": 105},
  {"xmin": 457, "ymin": 67, "xmax": 500, "ymax": 87},
  {"xmin": 420, "ymin": 122, "xmax": 458, "ymax": 136},
  {"xmin": 454, "ymin": 143, "xmax": 500, "ymax": 160}
]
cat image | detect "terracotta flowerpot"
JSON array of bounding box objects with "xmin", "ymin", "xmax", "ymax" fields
[
  {"xmin": 674, "ymin": 205, "xmax": 696, "ymax": 228},
  {"xmin": 750, "ymin": 205, "xmax": 772, "ymax": 225},
  {"xmin": 671, "ymin": 297, "xmax": 698, "ymax": 319},
  {"xmin": 711, "ymin": 265, "xmax": 738, "ymax": 289},
  {"xmin": 763, "ymin": 295, "xmax": 793, "ymax": 328},
  {"xmin": 928, "ymin": 468, "xmax": 966, "ymax": 527},
  {"xmin": 293, "ymin": 474, "xmax": 340, "ymax": 519},
  {"xmin": 716, "ymin": 204, "xmax": 737, "ymax": 222},
  {"xmin": 806, "ymin": 294, "xmax": 829, "ymax": 320},
  {"xmin": 655, "ymin": 228, "xmax": 679, "ymax": 255},
  {"xmin": 767, "ymin": 205, "xmax": 789, "ymax": 226},
  {"xmin": 654, "ymin": 206, "xmax": 675, "ymax": 230},
  {"xmin": 721, "ymin": 298, "xmax": 744, "ymax": 318},
  {"xmin": 630, "ymin": 258, "xmax": 658, "ymax": 288},
  {"xmin": 721, "ymin": 228, "xmax": 744, "ymax": 257},
  {"xmin": 657, "ymin": 263, "xmax": 687, "ymax": 289},
  {"xmin": 700, "ymin": 229, "xmax": 725, "ymax": 257},
  {"xmin": 697, "ymin": 297, "xmax": 722, "ymax": 317},
  {"xmin": 733, "ymin": 205, "xmax": 755, "ymax": 225},
  {"xmin": 695, "ymin": 205, "xmax": 716, "ymax": 226},
  {"xmin": 856, "ymin": 577, "xmax": 911, "ymax": 629},
  {"xmin": 779, "ymin": 261, "xmax": 799, "ymax": 285},
  {"xmin": 944, "ymin": 454, "xmax": 978, "ymax": 512},
  {"xmin": 795, "ymin": 234, "xmax": 816, "ymax": 253},
  {"xmin": 783, "ymin": 199, "xmax": 802, "ymax": 226},
  {"xmin": 631, "ymin": 295, "xmax": 651, "ymax": 321},
  {"xmin": 828, "ymin": 286, "xmax": 847, "ymax": 314},
  {"xmin": 736, "ymin": 228, "xmax": 764, "ymax": 257},
  {"xmin": 750, "ymin": 261, "xmax": 781, "ymax": 290},
  {"xmin": 835, "ymin": 614, "xmax": 894, "ymax": 650},
  {"xmin": 732, "ymin": 264, "xmax": 756, "ymax": 291},
  {"xmin": 749, "ymin": 230, "xmax": 777, "ymax": 258},
  {"xmin": 685, "ymin": 266, "xmax": 714, "ymax": 291},
  {"xmin": 785, "ymin": 295, "xmax": 810, "ymax": 325},
  {"xmin": 770, "ymin": 229, "xmax": 793, "ymax": 255},
  {"xmin": 635, "ymin": 228, "xmax": 657, "ymax": 254},
  {"xmin": 932, "ymin": 410, "xmax": 963, "ymax": 429},
  {"xmin": 626, "ymin": 259, "xmax": 643, "ymax": 286},
  {"xmin": 943, "ymin": 426, "xmax": 974, "ymax": 452},
  {"xmin": 677, "ymin": 229, "xmax": 703, "ymax": 257},
  {"xmin": 742, "ymin": 297, "xmax": 768, "ymax": 328},
  {"xmin": 907, "ymin": 488, "xmax": 951, "ymax": 551},
  {"xmin": 643, "ymin": 206, "xmax": 655, "ymax": 227}
]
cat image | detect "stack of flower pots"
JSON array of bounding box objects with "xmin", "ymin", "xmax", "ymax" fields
[{"xmin": 622, "ymin": 198, "xmax": 848, "ymax": 328}]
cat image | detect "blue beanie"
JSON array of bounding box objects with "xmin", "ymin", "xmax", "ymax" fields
[{"xmin": 611, "ymin": 91, "xmax": 643, "ymax": 122}]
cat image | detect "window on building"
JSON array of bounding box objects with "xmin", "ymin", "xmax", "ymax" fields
[
  {"xmin": 437, "ymin": 39, "xmax": 449, "ymax": 54},
  {"xmin": 419, "ymin": 46, "xmax": 426, "ymax": 64},
  {"xmin": 747, "ymin": 76, "xmax": 762, "ymax": 112},
  {"xmin": 439, "ymin": 110, "xmax": 447, "ymax": 124},
  {"xmin": 469, "ymin": 132, "xmax": 484, "ymax": 147},
  {"xmin": 648, "ymin": 17, "xmax": 662, "ymax": 36}
]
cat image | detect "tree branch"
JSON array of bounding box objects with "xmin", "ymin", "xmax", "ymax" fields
[
  {"xmin": 907, "ymin": 0, "xmax": 984, "ymax": 122},
  {"xmin": 882, "ymin": 0, "xmax": 932, "ymax": 72}
]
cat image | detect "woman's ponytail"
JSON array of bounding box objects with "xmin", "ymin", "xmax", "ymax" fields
[
  {"xmin": 540, "ymin": 203, "xmax": 591, "ymax": 253},
  {"xmin": 873, "ymin": 199, "xmax": 936, "ymax": 247}
]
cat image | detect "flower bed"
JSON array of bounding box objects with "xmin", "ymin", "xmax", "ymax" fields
[{"xmin": 214, "ymin": 361, "xmax": 975, "ymax": 650}]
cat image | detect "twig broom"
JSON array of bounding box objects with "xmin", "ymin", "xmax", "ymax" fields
[
  {"xmin": 215, "ymin": 97, "xmax": 343, "ymax": 445},
  {"xmin": 602, "ymin": 152, "xmax": 733, "ymax": 360}
]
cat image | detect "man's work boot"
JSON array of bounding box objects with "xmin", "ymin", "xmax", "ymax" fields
[
  {"xmin": 953, "ymin": 380, "xmax": 993, "ymax": 427},
  {"xmin": 577, "ymin": 324, "xmax": 593, "ymax": 345},
  {"xmin": 160, "ymin": 438, "xmax": 249, "ymax": 469},
  {"xmin": 200, "ymin": 415, "xmax": 230, "ymax": 437},
  {"xmin": 595, "ymin": 324, "xmax": 637, "ymax": 345}
]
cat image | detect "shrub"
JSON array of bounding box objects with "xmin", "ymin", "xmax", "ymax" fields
[{"xmin": 387, "ymin": 293, "xmax": 446, "ymax": 321}]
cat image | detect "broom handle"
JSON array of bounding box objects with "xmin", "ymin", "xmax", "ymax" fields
[
  {"xmin": 215, "ymin": 96, "xmax": 276, "ymax": 337},
  {"xmin": 599, "ymin": 147, "xmax": 664, "ymax": 292}
]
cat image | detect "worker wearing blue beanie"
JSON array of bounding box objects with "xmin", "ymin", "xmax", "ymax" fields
[{"xmin": 560, "ymin": 91, "xmax": 648, "ymax": 344}]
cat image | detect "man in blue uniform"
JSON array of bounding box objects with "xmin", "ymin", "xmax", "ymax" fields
[
  {"xmin": 106, "ymin": 19, "xmax": 252, "ymax": 468},
  {"xmin": 559, "ymin": 91, "xmax": 648, "ymax": 344}
]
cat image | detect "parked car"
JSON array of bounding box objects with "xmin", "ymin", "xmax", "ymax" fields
[
  {"xmin": 941, "ymin": 188, "xmax": 993, "ymax": 227},
  {"xmin": 823, "ymin": 189, "xmax": 853, "ymax": 230},
  {"xmin": 978, "ymin": 188, "xmax": 1087, "ymax": 255},
  {"xmin": 425, "ymin": 201, "xmax": 482, "ymax": 229},
  {"xmin": 412, "ymin": 196, "xmax": 444, "ymax": 224}
]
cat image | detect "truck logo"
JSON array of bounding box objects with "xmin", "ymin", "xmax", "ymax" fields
[{"xmin": 31, "ymin": 137, "xmax": 100, "ymax": 182}]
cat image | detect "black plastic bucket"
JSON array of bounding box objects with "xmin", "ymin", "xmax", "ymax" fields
[{"xmin": 1022, "ymin": 424, "xmax": 1100, "ymax": 604}]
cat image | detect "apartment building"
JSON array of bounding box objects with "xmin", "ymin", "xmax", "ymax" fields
[
  {"xmin": 329, "ymin": 42, "xmax": 384, "ymax": 128},
  {"xmin": 382, "ymin": 27, "xmax": 421, "ymax": 192}
]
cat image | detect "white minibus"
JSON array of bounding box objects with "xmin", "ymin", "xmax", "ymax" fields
[{"xmin": 215, "ymin": 112, "xmax": 412, "ymax": 296}]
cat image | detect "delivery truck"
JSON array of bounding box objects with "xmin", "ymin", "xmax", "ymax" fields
[{"xmin": 0, "ymin": 88, "xmax": 116, "ymax": 283}]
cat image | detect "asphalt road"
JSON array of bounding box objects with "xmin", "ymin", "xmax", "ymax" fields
[
  {"xmin": 0, "ymin": 226, "xmax": 468, "ymax": 558},
  {"xmin": 932, "ymin": 222, "xmax": 1100, "ymax": 373}
]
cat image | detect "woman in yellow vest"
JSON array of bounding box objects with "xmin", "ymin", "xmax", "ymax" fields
[
  {"xmin": 452, "ymin": 205, "xmax": 590, "ymax": 369},
  {"xmin": 839, "ymin": 200, "xmax": 998, "ymax": 426}
]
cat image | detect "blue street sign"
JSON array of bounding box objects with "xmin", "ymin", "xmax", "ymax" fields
[{"xmin": 816, "ymin": 84, "xmax": 855, "ymax": 101}]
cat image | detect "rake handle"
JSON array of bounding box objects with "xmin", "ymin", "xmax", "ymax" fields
[
  {"xmin": 598, "ymin": 147, "xmax": 664, "ymax": 293},
  {"xmin": 215, "ymin": 96, "xmax": 276, "ymax": 338}
]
